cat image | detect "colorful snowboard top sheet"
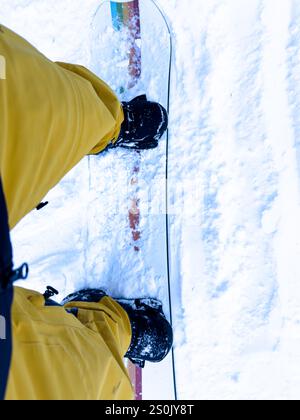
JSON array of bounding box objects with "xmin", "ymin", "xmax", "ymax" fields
[{"xmin": 110, "ymin": 0, "xmax": 141, "ymax": 87}]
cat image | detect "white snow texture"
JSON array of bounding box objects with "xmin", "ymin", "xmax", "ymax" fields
[{"xmin": 2, "ymin": 0, "xmax": 300, "ymax": 400}]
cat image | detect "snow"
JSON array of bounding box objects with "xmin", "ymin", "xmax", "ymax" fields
[{"xmin": 3, "ymin": 0, "xmax": 300, "ymax": 400}]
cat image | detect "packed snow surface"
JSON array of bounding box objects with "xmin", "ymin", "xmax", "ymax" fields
[{"xmin": 3, "ymin": 0, "xmax": 300, "ymax": 400}]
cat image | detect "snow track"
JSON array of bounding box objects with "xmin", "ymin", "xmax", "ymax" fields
[{"xmin": 162, "ymin": 0, "xmax": 300, "ymax": 399}]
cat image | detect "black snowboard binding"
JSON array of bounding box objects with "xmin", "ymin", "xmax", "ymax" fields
[
  {"xmin": 61, "ymin": 288, "xmax": 107, "ymax": 305},
  {"xmin": 61, "ymin": 289, "xmax": 173, "ymax": 368},
  {"xmin": 113, "ymin": 94, "xmax": 168, "ymax": 150}
]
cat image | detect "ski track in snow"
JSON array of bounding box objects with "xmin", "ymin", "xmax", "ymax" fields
[
  {"xmin": 160, "ymin": 0, "xmax": 300, "ymax": 399},
  {"xmin": 4, "ymin": 0, "xmax": 300, "ymax": 400}
]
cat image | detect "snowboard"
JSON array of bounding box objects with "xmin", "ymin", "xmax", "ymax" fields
[{"xmin": 89, "ymin": 0, "xmax": 174, "ymax": 400}]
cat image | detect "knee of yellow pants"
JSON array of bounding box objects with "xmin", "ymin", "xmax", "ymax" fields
[
  {"xmin": 6, "ymin": 287, "xmax": 133, "ymax": 400},
  {"xmin": 63, "ymin": 296, "xmax": 132, "ymax": 368},
  {"xmin": 0, "ymin": 25, "xmax": 124, "ymax": 229}
]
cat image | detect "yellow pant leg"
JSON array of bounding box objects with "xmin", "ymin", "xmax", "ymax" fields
[
  {"xmin": 6, "ymin": 287, "xmax": 133, "ymax": 400},
  {"xmin": 0, "ymin": 25, "xmax": 123, "ymax": 229}
]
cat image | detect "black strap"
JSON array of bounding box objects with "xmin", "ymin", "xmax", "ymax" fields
[
  {"xmin": 0, "ymin": 177, "xmax": 13, "ymax": 400},
  {"xmin": 0, "ymin": 178, "xmax": 28, "ymax": 400},
  {"xmin": 0, "ymin": 285, "xmax": 13, "ymax": 400},
  {"xmin": 0, "ymin": 179, "xmax": 13, "ymax": 284}
]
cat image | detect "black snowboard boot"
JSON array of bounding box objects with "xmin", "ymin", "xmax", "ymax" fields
[
  {"xmin": 118, "ymin": 297, "xmax": 173, "ymax": 367},
  {"xmin": 113, "ymin": 94, "xmax": 168, "ymax": 150},
  {"xmin": 61, "ymin": 289, "xmax": 173, "ymax": 368}
]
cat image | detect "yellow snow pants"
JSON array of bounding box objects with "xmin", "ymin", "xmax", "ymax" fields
[
  {"xmin": 0, "ymin": 24, "xmax": 124, "ymax": 230},
  {"xmin": 6, "ymin": 288, "xmax": 133, "ymax": 400},
  {"xmin": 0, "ymin": 26, "xmax": 133, "ymax": 399}
]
